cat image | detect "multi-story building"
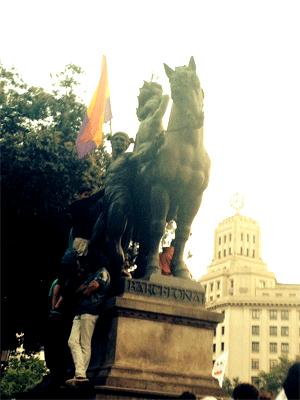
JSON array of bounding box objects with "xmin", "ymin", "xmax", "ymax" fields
[{"xmin": 199, "ymin": 210, "xmax": 300, "ymax": 385}]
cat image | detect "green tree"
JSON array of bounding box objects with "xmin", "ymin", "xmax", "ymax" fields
[
  {"xmin": 257, "ymin": 356, "xmax": 300, "ymax": 396},
  {"xmin": 0, "ymin": 63, "xmax": 110, "ymax": 351},
  {"xmin": 0, "ymin": 354, "xmax": 47, "ymax": 398},
  {"xmin": 1, "ymin": 63, "xmax": 109, "ymax": 215},
  {"xmin": 222, "ymin": 376, "xmax": 241, "ymax": 397}
]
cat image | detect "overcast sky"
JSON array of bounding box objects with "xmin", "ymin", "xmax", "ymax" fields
[{"xmin": 1, "ymin": 0, "xmax": 300, "ymax": 283}]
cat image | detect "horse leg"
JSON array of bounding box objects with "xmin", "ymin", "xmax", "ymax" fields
[
  {"xmin": 141, "ymin": 184, "xmax": 169, "ymax": 279},
  {"xmin": 171, "ymin": 193, "xmax": 203, "ymax": 279}
]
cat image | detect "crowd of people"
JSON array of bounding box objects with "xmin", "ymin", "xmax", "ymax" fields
[
  {"xmin": 229, "ymin": 365, "xmax": 300, "ymax": 400},
  {"xmin": 179, "ymin": 363, "xmax": 300, "ymax": 399}
]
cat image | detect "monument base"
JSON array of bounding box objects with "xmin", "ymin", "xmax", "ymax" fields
[{"xmin": 89, "ymin": 275, "xmax": 224, "ymax": 398}]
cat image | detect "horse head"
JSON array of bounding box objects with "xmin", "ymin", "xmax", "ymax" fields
[{"xmin": 164, "ymin": 56, "xmax": 204, "ymax": 130}]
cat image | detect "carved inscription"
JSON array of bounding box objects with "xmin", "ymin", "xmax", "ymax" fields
[{"xmin": 125, "ymin": 279, "xmax": 203, "ymax": 304}]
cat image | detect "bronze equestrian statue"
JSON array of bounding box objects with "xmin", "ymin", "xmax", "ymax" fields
[
  {"xmin": 89, "ymin": 57, "xmax": 210, "ymax": 286},
  {"xmin": 134, "ymin": 56, "xmax": 210, "ymax": 279}
]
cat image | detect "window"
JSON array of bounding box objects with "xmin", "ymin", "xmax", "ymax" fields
[
  {"xmin": 281, "ymin": 327, "xmax": 289, "ymax": 337},
  {"xmin": 222, "ymin": 326, "xmax": 225, "ymax": 335},
  {"xmin": 218, "ymin": 251, "xmax": 221, "ymax": 259},
  {"xmin": 247, "ymin": 233, "xmax": 249, "ymax": 242},
  {"xmin": 241, "ymin": 233, "xmax": 243, "ymax": 240},
  {"xmin": 269, "ymin": 342, "xmax": 277, "ymax": 353},
  {"xmin": 269, "ymin": 310, "xmax": 277, "ymax": 320},
  {"xmin": 253, "ymin": 235, "xmax": 256, "ymax": 243},
  {"xmin": 230, "ymin": 279, "xmax": 234, "ymax": 288},
  {"xmin": 229, "ymin": 247, "xmax": 232, "ymax": 255},
  {"xmin": 218, "ymin": 237, "xmax": 221, "ymax": 245},
  {"xmin": 281, "ymin": 310, "xmax": 289, "ymax": 320},
  {"xmin": 246, "ymin": 248, "xmax": 249, "ymax": 256},
  {"xmin": 251, "ymin": 359, "xmax": 259, "ymax": 370},
  {"xmin": 217, "ymin": 281, "xmax": 220, "ymax": 290},
  {"xmin": 213, "ymin": 344, "xmax": 216, "ymax": 353},
  {"xmin": 259, "ymin": 280, "xmax": 266, "ymax": 288},
  {"xmin": 252, "ymin": 309, "xmax": 260, "ymax": 319},
  {"xmin": 281, "ymin": 343, "xmax": 289, "ymax": 353},
  {"xmin": 270, "ymin": 359, "xmax": 278, "ymax": 370},
  {"xmin": 210, "ymin": 282, "xmax": 214, "ymax": 291},
  {"xmin": 213, "ymin": 329, "xmax": 216, "ymax": 337},
  {"xmin": 229, "ymin": 233, "xmax": 232, "ymax": 241},
  {"xmin": 221, "ymin": 342, "xmax": 225, "ymax": 351},
  {"xmin": 252, "ymin": 326, "xmax": 260, "ymax": 336},
  {"xmin": 252, "ymin": 249, "xmax": 255, "ymax": 257},
  {"xmin": 252, "ymin": 342, "xmax": 259, "ymax": 352},
  {"xmin": 223, "ymin": 249, "xmax": 226, "ymax": 257},
  {"xmin": 240, "ymin": 247, "xmax": 243, "ymax": 255},
  {"xmin": 204, "ymin": 285, "xmax": 207, "ymax": 293},
  {"xmin": 269, "ymin": 326, "xmax": 277, "ymax": 336},
  {"xmin": 210, "ymin": 296, "xmax": 213, "ymax": 301},
  {"xmin": 251, "ymin": 377, "xmax": 260, "ymax": 386}
]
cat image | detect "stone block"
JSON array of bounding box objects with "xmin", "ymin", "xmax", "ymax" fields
[{"xmin": 89, "ymin": 277, "xmax": 224, "ymax": 398}]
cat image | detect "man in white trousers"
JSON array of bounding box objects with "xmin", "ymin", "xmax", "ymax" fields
[{"xmin": 66, "ymin": 264, "xmax": 110, "ymax": 385}]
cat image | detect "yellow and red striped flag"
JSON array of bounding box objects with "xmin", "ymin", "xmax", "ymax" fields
[{"xmin": 76, "ymin": 55, "xmax": 112, "ymax": 158}]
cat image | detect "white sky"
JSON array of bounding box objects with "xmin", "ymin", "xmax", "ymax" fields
[{"xmin": 1, "ymin": 0, "xmax": 300, "ymax": 283}]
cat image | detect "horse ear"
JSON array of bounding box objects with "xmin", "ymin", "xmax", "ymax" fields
[
  {"xmin": 188, "ymin": 56, "xmax": 196, "ymax": 71},
  {"xmin": 164, "ymin": 63, "xmax": 174, "ymax": 79}
]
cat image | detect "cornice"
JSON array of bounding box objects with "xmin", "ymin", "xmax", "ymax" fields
[{"xmin": 205, "ymin": 297, "xmax": 300, "ymax": 310}]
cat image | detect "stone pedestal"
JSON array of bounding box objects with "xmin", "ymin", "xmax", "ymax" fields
[{"xmin": 89, "ymin": 275, "xmax": 224, "ymax": 399}]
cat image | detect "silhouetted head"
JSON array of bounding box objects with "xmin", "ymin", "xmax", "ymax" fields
[
  {"xmin": 78, "ymin": 185, "xmax": 92, "ymax": 199},
  {"xmin": 232, "ymin": 383, "xmax": 259, "ymax": 400},
  {"xmin": 283, "ymin": 362, "xmax": 300, "ymax": 400},
  {"xmin": 258, "ymin": 391, "xmax": 271, "ymax": 400},
  {"xmin": 178, "ymin": 391, "xmax": 196, "ymax": 399}
]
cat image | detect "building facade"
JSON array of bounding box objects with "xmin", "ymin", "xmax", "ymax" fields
[{"xmin": 199, "ymin": 212, "xmax": 300, "ymax": 384}]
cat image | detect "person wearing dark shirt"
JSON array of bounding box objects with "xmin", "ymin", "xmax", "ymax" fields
[{"xmin": 66, "ymin": 267, "xmax": 110, "ymax": 384}]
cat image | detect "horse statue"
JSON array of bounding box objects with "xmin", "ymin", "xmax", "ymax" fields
[
  {"xmin": 134, "ymin": 56, "xmax": 210, "ymax": 279},
  {"xmin": 88, "ymin": 57, "xmax": 210, "ymax": 286}
]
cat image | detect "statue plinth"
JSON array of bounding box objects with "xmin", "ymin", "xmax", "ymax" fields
[{"xmin": 89, "ymin": 276, "xmax": 224, "ymax": 398}]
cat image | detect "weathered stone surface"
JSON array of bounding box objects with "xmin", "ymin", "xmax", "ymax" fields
[
  {"xmin": 89, "ymin": 278, "xmax": 224, "ymax": 398},
  {"xmin": 120, "ymin": 275, "xmax": 205, "ymax": 307}
]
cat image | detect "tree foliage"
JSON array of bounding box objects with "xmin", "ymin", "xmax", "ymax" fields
[
  {"xmin": 257, "ymin": 356, "xmax": 300, "ymax": 396},
  {"xmin": 222, "ymin": 376, "xmax": 241, "ymax": 397},
  {"xmin": 0, "ymin": 63, "xmax": 110, "ymax": 350},
  {"xmin": 1, "ymin": 63, "xmax": 109, "ymax": 215},
  {"xmin": 0, "ymin": 355, "xmax": 47, "ymax": 398},
  {"xmin": 222, "ymin": 356, "xmax": 300, "ymax": 397}
]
